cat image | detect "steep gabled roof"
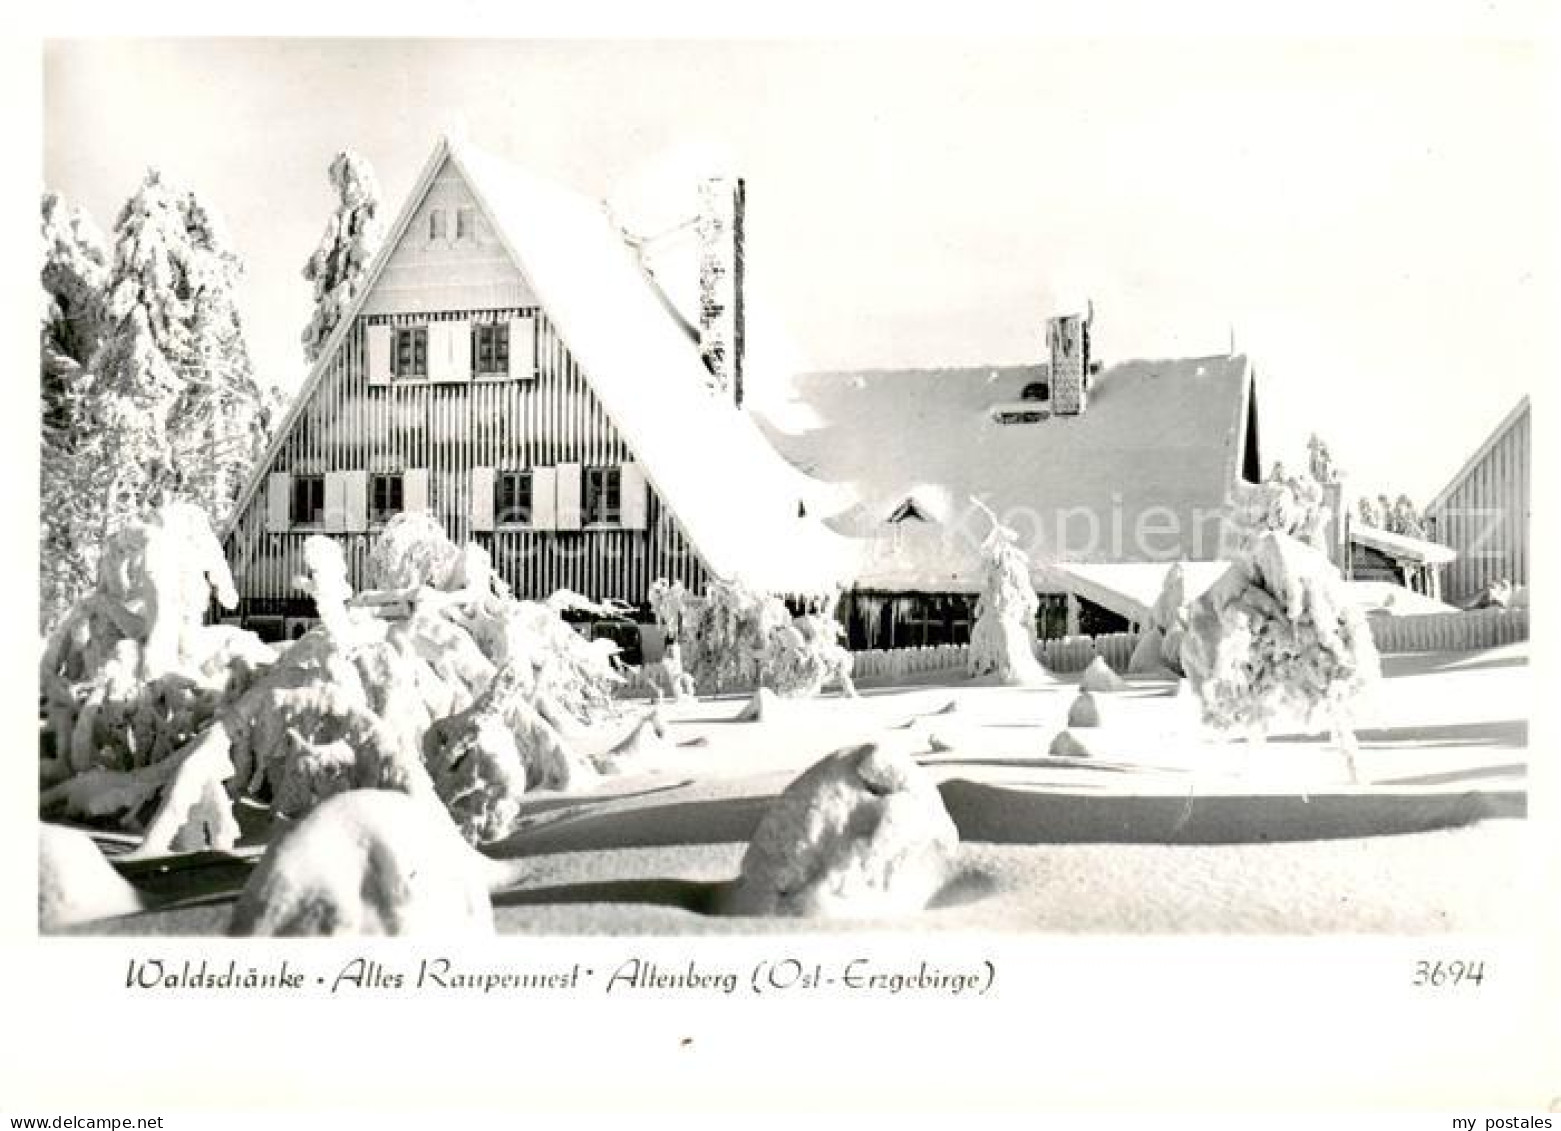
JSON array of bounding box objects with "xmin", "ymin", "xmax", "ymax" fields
[
  {"xmin": 1424, "ymin": 395, "xmax": 1531, "ymax": 515},
  {"xmin": 755, "ymin": 355, "xmax": 1255, "ymax": 590},
  {"xmin": 229, "ymin": 136, "xmax": 857, "ymax": 595}
]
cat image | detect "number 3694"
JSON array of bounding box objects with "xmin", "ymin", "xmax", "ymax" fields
[{"xmin": 1413, "ymin": 960, "xmax": 1485, "ymax": 987}]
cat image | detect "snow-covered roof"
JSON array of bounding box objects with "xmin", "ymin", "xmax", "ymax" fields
[
  {"xmin": 755, "ymin": 355, "xmax": 1255, "ymax": 591},
  {"xmin": 1346, "ymin": 581, "xmax": 1458, "ymax": 617},
  {"xmin": 1424, "ymin": 395, "xmax": 1531, "ymax": 516},
  {"xmin": 1043, "ymin": 560, "xmax": 1232, "ymax": 624},
  {"xmin": 448, "ymin": 139, "xmax": 859, "ymax": 594},
  {"xmin": 229, "ymin": 136, "xmax": 857, "ymax": 596},
  {"xmin": 1046, "ymin": 561, "xmax": 1460, "ymax": 624},
  {"xmin": 1349, "ymin": 522, "xmax": 1457, "ymax": 565}
]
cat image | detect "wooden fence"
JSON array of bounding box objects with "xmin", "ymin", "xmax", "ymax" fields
[
  {"xmin": 851, "ymin": 631, "xmax": 1137, "ymax": 681},
  {"xmin": 847, "ymin": 609, "xmax": 1528, "ymax": 680},
  {"xmin": 1365, "ymin": 606, "xmax": 1528, "ymax": 653}
]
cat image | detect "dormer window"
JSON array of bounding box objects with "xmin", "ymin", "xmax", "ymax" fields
[
  {"xmin": 887, "ymin": 498, "xmax": 931, "ymax": 524},
  {"xmin": 429, "ymin": 209, "xmax": 447, "ymax": 241}
]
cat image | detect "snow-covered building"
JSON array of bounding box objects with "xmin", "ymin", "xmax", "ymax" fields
[
  {"xmin": 225, "ymin": 136, "xmax": 1265, "ymax": 646},
  {"xmin": 1423, "ymin": 396, "xmax": 1531, "ymax": 605},
  {"xmin": 222, "ymin": 136, "xmax": 855, "ymax": 640},
  {"xmin": 757, "ymin": 353, "xmax": 1263, "ymax": 647}
]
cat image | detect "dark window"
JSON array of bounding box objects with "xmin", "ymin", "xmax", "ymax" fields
[
  {"xmin": 393, "ymin": 327, "xmax": 428, "ymax": 379},
  {"xmin": 429, "ymin": 210, "xmax": 447, "ymax": 240},
  {"xmin": 1035, "ymin": 594, "xmax": 1069, "ymax": 641},
  {"xmin": 1078, "ymin": 597, "xmax": 1130, "ymax": 638},
  {"xmin": 1021, "ymin": 381, "xmax": 1051, "ymax": 401},
  {"xmin": 496, "ymin": 470, "xmax": 533, "ymax": 525},
  {"xmin": 290, "ymin": 475, "xmax": 325, "ymax": 526},
  {"xmin": 456, "ymin": 207, "xmax": 475, "ymax": 239},
  {"xmin": 585, "ymin": 466, "xmax": 621, "ymax": 526},
  {"xmin": 473, "ymin": 323, "xmax": 510, "ymax": 376},
  {"xmin": 370, "ymin": 473, "xmax": 404, "ymax": 525}
]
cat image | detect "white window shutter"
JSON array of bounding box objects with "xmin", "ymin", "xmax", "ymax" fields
[
  {"xmin": 266, "ymin": 473, "xmax": 292, "ymax": 532},
  {"xmin": 446, "ymin": 319, "xmax": 472, "ymax": 383},
  {"xmin": 344, "ymin": 470, "xmax": 369, "ymax": 533},
  {"xmin": 425, "ymin": 322, "xmax": 448, "ymax": 383},
  {"xmin": 324, "ymin": 472, "xmax": 348, "ymax": 533},
  {"xmin": 532, "ymin": 467, "xmax": 558, "ymax": 530},
  {"xmin": 470, "ymin": 467, "xmax": 496, "ymax": 532},
  {"xmin": 404, "ymin": 468, "xmax": 431, "ymax": 513},
  {"xmin": 620, "ymin": 462, "xmax": 648, "ymax": 530},
  {"xmin": 366, "ymin": 324, "xmax": 392, "ymax": 386},
  {"xmin": 555, "ymin": 462, "xmax": 583, "ymax": 531},
  {"xmin": 509, "ymin": 316, "xmax": 536, "ymax": 380}
]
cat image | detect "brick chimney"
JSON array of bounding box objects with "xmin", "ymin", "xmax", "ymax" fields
[
  {"xmin": 1046, "ymin": 303, "xmax": 1092, "ymax": 415},
  {"xmin": 697, "ymin": 176, "xmax": 746, "ymax": 407}
]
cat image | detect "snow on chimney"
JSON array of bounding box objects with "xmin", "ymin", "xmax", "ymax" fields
[
  {"xmin": 1046, "ymin": 303, "xmax": 1092, "ymax": 416},
  {"xmin": 697, "ymin": 176, "xmax": 746, "ymax": 407}
]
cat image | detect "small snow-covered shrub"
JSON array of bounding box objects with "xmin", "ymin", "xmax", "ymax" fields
[
  {"xmin": 39, "ymin": 824, "xmax": 144, "ymax": 930},
  {"xmin": 367, "ymin": 511, "xmax": 462, "ymax": 590},
  {"xmin": 727, "ymin": 743, "xmax": 959, "ymax": 918},
  {"xmin": 965, "ymin": 500, "xmax": 1049, "ymax": 686},
  {"xmin": 1181, "ymin": 532, "xmax": 1379, "ymax": 772},
  {"xmin": 422, "ymin": 663, "xmax": 529, "ymax": 845},
  {"xmin": 648, "ymin": 578, "xmax": 850, "ymax": 697},
  {"xmin": 41, "ymin": 502, "xmax": 635, "ymax": 862},
  {"xmin": 39, "ymin": 504, "xmax": 274, "ymax": 843},
  {"xmin": 228, "ymin": 789, "xmax": 493, "ymax": 938}
]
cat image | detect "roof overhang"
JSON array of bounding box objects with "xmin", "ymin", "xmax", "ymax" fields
[{"xmin": 1350, "ymin": 523, "xmax": 1457, "ymax": 565}]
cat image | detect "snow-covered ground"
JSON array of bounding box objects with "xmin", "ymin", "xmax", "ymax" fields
[{"xmin": 59, "ymin": 642, "xmax": 1529, "ymax": 936}]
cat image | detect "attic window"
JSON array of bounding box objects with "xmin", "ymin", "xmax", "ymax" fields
[
  {"xmin": 888, "ymin": 499, "xmax": 930, "ymax": 524},
  {"xmin": 456, "ymin": 207, "xmax": 475, "ymax": 240},
  {"xmin": 1021, "ymin": 381, "xmax": 1051, "ymax": 402},
  {"xmin": 429, "ymin": 210, "xmax": 447, "ymax": 241}
]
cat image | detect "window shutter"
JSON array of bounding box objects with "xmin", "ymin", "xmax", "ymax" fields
[
  {"xmin": 532, "ymin": 466, "xmax": 558, "ymax": 531},
  {"xmin": 509, "ymin": 316, "xmax": 536, "ymax": 380},
  {"xmin": 470, "ymin": 467, "xmax": 496, "ymax": 532},
  {"xmin": 446, "ymin": 319, "xmax": 472, "ymax": 382},
  {"xmin": 555, "ymin": 462, "xmax": 583, "ymax": 531},
  {"xmin": 620, "ymin": 462, "xmax": 648, "ymax": 530},
  {"xmin": 425, "ymin": 322, "xmax": 448, "ymax": 383},
  {"xmin": 344, "ymin": 470, "xmax": 369, "ymax": 533},
  {"xmin": 266, "ymin": 473, "xmax": 292, "ymax": 532},
  {"xmin": 366, "ymin": 324, "xmax": 392, "ymax": 386},
  {"xmin": 324, "ymin": 472, "xmax": 349, "ymax": 533},
  {"xmin": 404, "ymin": 468, "xmax": 431, "ymax": 513}
]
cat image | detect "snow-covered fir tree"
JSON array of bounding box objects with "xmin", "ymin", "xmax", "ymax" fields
[
  {"xmin": 301, "ymin": 150, "xmax": 384, "ymax": 364},
  {"xmin": 965, "ymin": 499, "xmax": 1050, "ymax": 685},
  {"xmin": 44, "ymin": 170, "xmax": 272, "ymax": 635},
  {"xmin": 1306, "ymin": 433, "xmax": 1340, "ymax": 485},
  {"xmin": 167, "ymin": 190, "xmax": 272, "ymax": 526},
  {"xmin": 40, "ymin": 192, "xmax": 111, "ymax": 633},
  {"xmin": 89, "ymin": 169, "xmax": 198, "ymax": 533},
  {"xmin": 1228, "ymin": 460, "xmax": 1330, "ymax": 552}
]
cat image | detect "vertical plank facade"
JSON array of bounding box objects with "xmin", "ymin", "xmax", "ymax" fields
[
  {"xmin": 1425, "ymin": 399, "xmax": 1530, "ymax": 603},
  {"xmin": 224, "ymin": 305, "xmax": 713, "ymax": 619}
]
